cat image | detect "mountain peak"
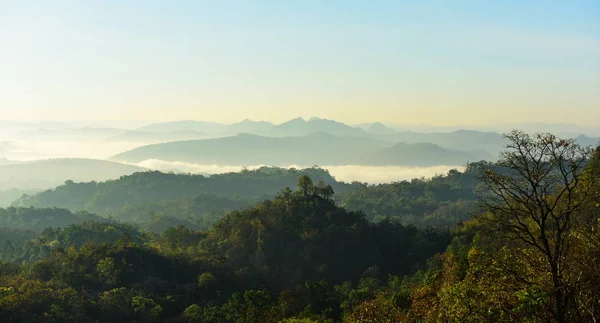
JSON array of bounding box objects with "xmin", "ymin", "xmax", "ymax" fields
[
  {"xmin": 279, "ymin": 117, "xmax": 306, "ymax": 126},
  {"xmin": 367, "ymin": 122, "xmax": 395, "ymax": 134}
]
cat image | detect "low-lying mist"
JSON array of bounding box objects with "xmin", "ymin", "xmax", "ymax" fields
[
  {"xmin": 0, "ymin": 139, "xmax": 144, "ymax": 161},
  {"xmin": 133, "ymin": 159, "xmax": 466, "ymax": 184}
]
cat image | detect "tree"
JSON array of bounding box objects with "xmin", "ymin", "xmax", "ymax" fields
[
  {"xmin": 131, "ymin": 296, "xmax": 163, "ymax": 322},
  {"xmin": 477, "ymin": 130, "xmax": 597, "ymax": 323},
  {"xmin": 315, "ymin": 181, "xmax": 335, "ymax": 200},
  {"xmin": 297, "ymin": 176, "xmax": 314, "ymax": 196}
]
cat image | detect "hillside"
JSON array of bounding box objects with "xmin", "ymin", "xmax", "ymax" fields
[
  {"xmin": 14, "ymin": 166, "xmax": 351, "ymax": 214},
  {"xmin": 14, "ymin": 164, "xmax": 487, "ymax": 229},
  {"xmin": 269, "ymin": 117, "xmax": 367, "ymax": 137},
  {"xmin": 137, "ymin": 120, "xmax": 229, "ymax": 133},
  {"xmin": 366, "ymin": 122, "xmax": 396, "ymax": 135},
  {"xmin": 111, "ymin": 132, "xmax": 496, "ymax": 167},
  {"xmin": 360, "ymin": 142, "xmax": 493, "ymax": 166},
  {"xmin": 373, "ymin": 130, "xmax": 508, "ymax": 157},
  {"xmin": 0, "ymin": 158, "xmax": 148, "ymax": 190},
  {"xmin": 106, "ymin": 130, "xmax": 208, "ymax": 144},
  {"xmin": 111, "ymin": 132, "xmax": 392, "ymax": 166},
  {"xmin": 228, "ymin": 119, "xmax": 275, "ymax": 134}
]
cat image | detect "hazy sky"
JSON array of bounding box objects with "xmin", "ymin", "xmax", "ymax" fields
[{"xmin": 1, "ymin": 1, "xmax": 599, "ymax": 126}]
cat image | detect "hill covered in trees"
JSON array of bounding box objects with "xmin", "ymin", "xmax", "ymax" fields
[
  {"xmin": 0, "ymin": 184, "xmax": 452, "ymax": 322},
  {"xmin": 1, "ymin": 131, "xmax": 599, "ymax": 322},
  {"xmin": 14, "ymin": 164, "xmax": 491, "ymax": 230}
]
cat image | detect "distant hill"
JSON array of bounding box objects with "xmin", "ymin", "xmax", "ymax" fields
[
  {"xmin": 111, "ymin": 132, "xmax": 392, "ymax": 166},
  {"xmin": 0, "ymin": 158, "xmax": 148, "ymax": 190},
  {"xmin": 229, "ymin": 119, "xmax": 275, "ymax": 134},
  {"xmin": 370, "ymin": 130, "xmax": 508, "ymax": 157},
  {"xmin": 136, "ymin": 117, "xmax": 367, "ymax": 138},
  {"xmin": 111, "ymin": 132, "xmax": 496, "ymax": 167},
  {"xmin": 359, "ymin": 142, "xmax": 494, "ymax": 166},
  {"xmin": 269, "ymin": 117, "xmax": 367, "ymax": 137},
  {"xmin": 366, "ymin": 122, "xmax": 396, "ymax": 135},
  {"xmin": 106, "ymin": 130, "xmax": 208, "ymax": 143},
  {"xmin": 375, "ymin": 130, "xmax": 598, "ymax": 157},
  {"xmin": 576, "ymin": 135, "xmax": 600, "ymax": 148},
  {"xmin": 130, "ymin": 119, "xmax": 600, "ymax": 158},
  {"xmin": 15, "ymin": 167, "xmax": 350, "ymax": 214},
  {"xmin": 137, "ymin": 120, "xmax": 229, "ymax": 134}
]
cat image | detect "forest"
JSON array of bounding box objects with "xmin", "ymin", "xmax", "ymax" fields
[{"xmin": 1, "ymin": 131, "xmax": 599, "ymax": 322}]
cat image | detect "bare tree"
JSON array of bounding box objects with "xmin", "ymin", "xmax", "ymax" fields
[{"xmin": 476, "ymin": 130, "xmax": 597, "ymax": 323}]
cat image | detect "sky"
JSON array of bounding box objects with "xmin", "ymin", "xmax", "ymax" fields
[{"xmin": 1, "ymin": 0, "xmax": 599, "ymax": 126}]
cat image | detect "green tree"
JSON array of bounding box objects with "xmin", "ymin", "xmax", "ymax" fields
[
  {"xmin": 297, "ymin": 176, "xmax": 314, "ymax": 196},
  {"xmin": 131, "ymin": 296, "xmax": 163, "ymax": 322}
]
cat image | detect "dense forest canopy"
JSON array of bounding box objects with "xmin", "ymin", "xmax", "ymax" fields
[
  {"xmin": 0, "ymin": 182, "xmax": 451, "ymax": 322},
  {"xmin": 13, "ymin": 163, "xmax": 493, "ymax": 231},
  {"xmin": 0, "ymin": 131, "xmax": 598, "ymax": 322}
]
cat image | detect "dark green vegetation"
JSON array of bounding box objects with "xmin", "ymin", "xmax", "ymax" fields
[
  {"xmin": 1, "ymin": 184, "xmax": 451, "ymax": 322},
  {"xmin": 1, "ymin": 131, "xmax": 599, "ymax": 322},
  {"xmin": 0, "ymin": 207, "xmax": 103, "ymax": 230},
  {"xmin": 111, "ymin": 132, "xmax": 493, "ymax": 166},
  {"xmin": 15, "ymin": 164, "xmax": 491, "ymax": 231}
]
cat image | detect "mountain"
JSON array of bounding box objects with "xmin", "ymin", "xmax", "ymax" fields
[
  {"xmin": 576, "ymin": 135, "xmax": 600, "ymax": 148},
  {"xmin": 15, "ymin": 167, "xmax": 349, "ymax": 214},
  {"xmin": 112, "ymin": 132, "xmax": 391, "ymax": 166},
  {"xmin": 138, "ymin": 120, "xmax": 229, "ymax": 134},
  {"xmin": 228, "ymin": 119, "xmax": 275, "ymax": 134},
  {"xmin": 0, "ymin": 158, "xmax": 148, "ymax": 190},
  {"xmin": 366, "ymin": 122, "xmax": 396, "ymax": 135},
  {"xmin": 371, "ymin": 130, "xmax": 507, "ymax": 158},
  {"xmin": 111, "ymin": 132, "xmax": 495, "ymax": 167},
  {"xmin": 106, "ymin": 130, "xmax": 208, "ymax": 143},
  {"xmin": 134, "ymin": 117, "xmax": 367, "ymax": 137},
  {"xmin": 360, "ymin": 142, "xmax": 494, "ymax": 166},
  {"xmin": 270, "ymin": 117, "xmax": 367, "ymax": 137}
]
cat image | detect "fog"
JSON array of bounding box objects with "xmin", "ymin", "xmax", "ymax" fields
[
  {"xmin": 0, "ymin": 139, "xmax": 153, "ymax": 161},
  {"xmin": 132, "ymin": 159, "xmax": 465, "ymax": 184}
]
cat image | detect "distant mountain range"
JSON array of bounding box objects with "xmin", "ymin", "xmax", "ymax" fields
[
  {"xmin": 134, "ymin": 117, "xmax": 368, "ymax": 138},
  {"xmin": 1, "ymin": 118, "xmax": 597, "ymax": 165},
  {"xmin": 138, "ymin": 120, "xmax": 229, "ymax": 134},
  {"xmin": 111, "ymin": 132, "xmax": 493, "ymax": 167},
  {"xmin": 269, "ymin": 117, "xmax": 367, "ymax": 137},
  {"xmin": 106, "ymin": 130, "xmax": 208, "ymax": 144}
]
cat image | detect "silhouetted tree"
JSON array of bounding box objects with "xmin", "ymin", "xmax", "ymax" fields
[{"xmin": 477, "ymin": 130, "xmax": 597, "ymax": 323}]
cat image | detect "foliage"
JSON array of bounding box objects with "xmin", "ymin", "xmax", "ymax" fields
[{"xmin": 0, "ymin": 136, "xmax": 598, "ymax": 322}]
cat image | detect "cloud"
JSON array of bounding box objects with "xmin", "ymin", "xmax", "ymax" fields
[
  {"xmin": 323, "ymin": 165, "xmax": 466, "ymax": 184},
  {"xmin": 134, "ymin": 159, "xmax": 244, "ymax": 175},
  {"xmin": 132, "ymin": 159, "xmax": 465, "ymax": 184}
]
